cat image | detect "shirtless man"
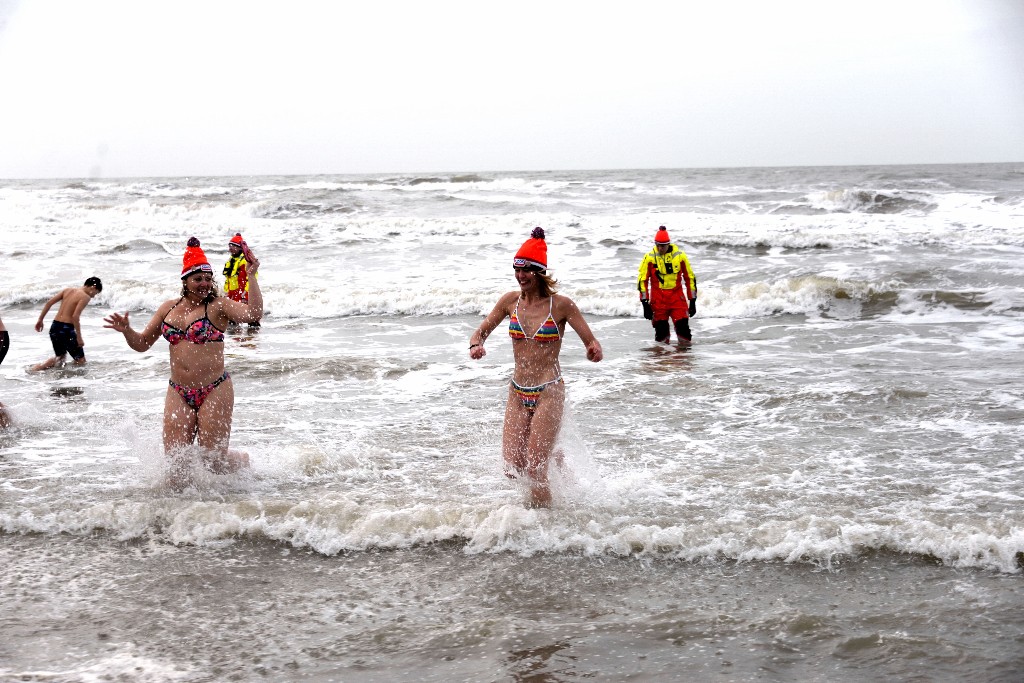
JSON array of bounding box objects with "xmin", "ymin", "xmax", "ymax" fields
[{"xmin": 31, "ymin": 277, "xmax": 103, "ymax": 371}]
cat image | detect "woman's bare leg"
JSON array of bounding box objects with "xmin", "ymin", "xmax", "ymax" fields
[
  {"xmin": 522, "ymin": 383, "xmax": 565, "ymax": 507},
  {"xmin": 196, "ymin": 378, "xmax": 248, "ymax": 473},
  {"xmin": 163, "ymin": 387, "xmax": 198, "ymax": 489},
  {"xmin": 502, "ymin": 387, "xmax": 531, "ymax": 477}
]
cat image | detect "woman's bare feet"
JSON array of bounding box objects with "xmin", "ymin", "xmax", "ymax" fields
[{"xmin": 528, "ymin": 482, "xmax": 552, "ymax": 508}]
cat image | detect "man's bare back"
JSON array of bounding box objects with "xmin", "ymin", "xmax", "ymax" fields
[{"xmin": 52, "ymin": 287, "xmax": 92, "ymax": 323}]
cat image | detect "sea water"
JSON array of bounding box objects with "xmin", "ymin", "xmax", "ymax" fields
[{"xmin": 1, "ymin": 164, "xmax": 1022, "ymax": 681}]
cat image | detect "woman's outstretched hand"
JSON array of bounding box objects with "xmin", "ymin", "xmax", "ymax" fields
[{"xmin": 103, "ymin": 311, "xmax": 130, "ymax": 334}]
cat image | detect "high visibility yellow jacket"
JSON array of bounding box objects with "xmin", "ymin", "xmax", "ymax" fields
[
  {"xmin": 223, "ymin": 255, "xmax": 256, "ymax": 302},
  {"xmin": 637, "ymin": 244, "xmax": 697, "ymax": 301}
]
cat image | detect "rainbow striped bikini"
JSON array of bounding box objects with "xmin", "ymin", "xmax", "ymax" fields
[
  {"xmin": 508, "ymin": 297, "xmax": 561, "ymax": 342},
  {"xmin": 508, "ymin": 296, "xmax": 563, "ymax": 410}
]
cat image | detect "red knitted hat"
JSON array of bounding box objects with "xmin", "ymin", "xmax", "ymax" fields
[
  {"xmin": 513, "ymin": 227, "xmax": 548, "ymax": 271},
  {"xmin": 654, "ymin": 226, "xmax": 671, "ymax": 244},
  {"xmin": 229, "ymin": 233, "xmax": 244, "ymax": 247},
  {"xmin": 181, "ymin": 237, "xmax": 212, "ymax": 279}
]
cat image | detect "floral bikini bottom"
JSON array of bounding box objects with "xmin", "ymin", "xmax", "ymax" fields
[{"xmin": 169, "ymin": 371, "xmax": 230, "ymax": 410}]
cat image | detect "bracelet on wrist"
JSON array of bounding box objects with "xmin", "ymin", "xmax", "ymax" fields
[{"xmin": 469, "ymin": 343, "xmax": 481, "ymax": 349}]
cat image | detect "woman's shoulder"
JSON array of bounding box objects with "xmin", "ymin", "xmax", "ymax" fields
[
  {"xmin": 141, "ymin": 298, "xmax": 179, "ymax": 329},
  {"xmin": 156, "ymin": 298, "xmax": 180, "ymax": 315},
  {"xmin": 551, "ymin": 292, "xmax": 577, "ymax": 307},
  {"xmin": 498, "ymin": 291, "xmax": 521, "ymax": 307},
  {"xmin": 551, "ymin": 293, "xmax": 582, "ymax": 318},
  {"xmin": 207, "ymin": 295, "xmax": 233, "ymax": 316}
]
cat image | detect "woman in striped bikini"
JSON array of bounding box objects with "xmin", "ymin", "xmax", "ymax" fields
[
  {"xmin": 104, "ymin": 237, "xmax": 262, "ymax": 489},
  {"xmin": 469, "ymin": 227, "xmax": 603, "ymax": 507}
]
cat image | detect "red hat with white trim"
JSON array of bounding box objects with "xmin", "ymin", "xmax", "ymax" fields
[
  {"xmin": 513, "ymin": 227, "xmax": 548, "ymax": 271},
  {"xmin": 181, "ymin": 237, "xmax": 212, "ymax": 279}
]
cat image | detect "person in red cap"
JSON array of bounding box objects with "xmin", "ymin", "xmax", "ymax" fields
[
  {"xmin": 223, "ymin": 232, "xmax": 260, "ymax": 327},
  {"xmin": 637, "ymin": 226, "xmax": 697, "ymax": 344},
  {"xmin": 468, "ymin": 227, "xmax": 603, "ymax": 508},
  {"xmin": 103, "ymin": 236, "xmax": 263, "ymax": 489}
]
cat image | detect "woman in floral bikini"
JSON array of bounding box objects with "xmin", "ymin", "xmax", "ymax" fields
[
  {"xmin": 104, "ymin": 237, "xmax": 262, "ymax": 488},
  {"xmin": 468, "ymin": 227, "xmax": 603, "ymax": 507}
]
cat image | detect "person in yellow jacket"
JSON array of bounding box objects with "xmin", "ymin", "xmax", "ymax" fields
[
  {"xmin": 223, "ymin": 233, "xmax": 261, "ymax": 327},
  {"xmin": 637, "ymin": 226, "xmax": 697, "ymax": 343}
]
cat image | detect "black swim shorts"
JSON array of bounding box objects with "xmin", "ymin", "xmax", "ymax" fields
[{"xmin": 49, "ymin": 321, "xmax": 84, "ymax": 360}]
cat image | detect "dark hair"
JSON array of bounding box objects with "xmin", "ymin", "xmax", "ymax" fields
[{"xmin": 84, "ymin": 276, "xmax": 103, "ymax": 292}]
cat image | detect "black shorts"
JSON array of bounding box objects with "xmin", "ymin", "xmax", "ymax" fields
[
  {"xmin": 49, "ymin": 321, "xmax": 84, "ymax": 360},
  {"xmin": 0, "ymin": 330, "xmax": 9, "ymax": 365}
]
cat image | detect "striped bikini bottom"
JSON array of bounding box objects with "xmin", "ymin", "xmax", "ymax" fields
[{"xmin": 510, "ymin": 376, "xmax": 563, "ymax": 411}]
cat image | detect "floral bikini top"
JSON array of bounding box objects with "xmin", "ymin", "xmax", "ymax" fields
[
  {"xmin": 509, "ymin": 297, "xmax": 561, "ymax": 342},
  {"xmin": 161, "ymin": 300, "xmax": 225, "ymax": 345}
]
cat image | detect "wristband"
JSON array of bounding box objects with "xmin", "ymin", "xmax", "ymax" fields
[{"xmin": 469, "ymin": 343, "xmax": 481, "ymax": 349}]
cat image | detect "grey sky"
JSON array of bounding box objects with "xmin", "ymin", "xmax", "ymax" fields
[{"xmin": 1, "ymin": 0, "xmax": 1022, "ymax": 179}]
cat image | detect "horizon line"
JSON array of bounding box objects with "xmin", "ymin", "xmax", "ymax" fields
[{"xmin": 2, "ymin": 159, "xmax": 1021, "ymax": 183}]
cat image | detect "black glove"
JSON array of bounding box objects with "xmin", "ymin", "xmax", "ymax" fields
[
  {"xmin": 688, "ymin": 298, "xmax": 697, "ymax": 317},
  {"xmin": 641, "ymin": 300, "xmax": 653, "ymax": 320}
]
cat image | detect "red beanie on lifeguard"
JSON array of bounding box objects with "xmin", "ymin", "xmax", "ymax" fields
[
  {"xmin": 181, "ymin": 237, "xmax": 212, "ymax": 279},
  {"xmin": 654, "ymin": 226, "xmax": 671, "ymax": 245},
  {"xmin": 228, "ymin": 233, "xmax": 244, "ymax": 247},
  {"xmin": 513, "ymin": 227, "xmax": 548, "ymax": 271}
]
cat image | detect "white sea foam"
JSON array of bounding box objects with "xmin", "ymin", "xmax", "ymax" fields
[
  {"xmin": 0, "ymin": 651, "xmax": 195, "ymax": 683},
  {"xmin": 5, "ymin": 501, "xmax": 1022, "ymax": 572}
]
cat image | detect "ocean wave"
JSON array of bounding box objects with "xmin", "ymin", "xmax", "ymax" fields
[
  {"xmin": 255, "ymin": 201, "xmax": 356, "ymax": 219},
  {"xmin": 4, "ymin": 184, "xmax": 1021, "ymax": 255},
  {"xmin": 702, "ymin": 278, "xmax": 1012, "ymax": 320},
  {"xmin": 97, "ymin": 280, "xmax": 1014, "ymax": 323},
  {"xmin": 405, "ymin": 174, "xmax": 489, "ymax": 186},
  {"xmin": 3, "ymin": 502, "xmax": 1020, "ymax": 573},
  {"xmin": 100, "ymin": 239, "xmax": 177, "ymax": 255},
  {"xmin": 61, "ymin": 181, "xmax": 244, "ymax": 201},
  {"xmin": 809, "ymin": 189, "xmax": 936, "ymax": 214},
  {"xmin": 240, "ymin": 355, "xmax": 409, "ymax": 382},
  {"xmin": 2, "ymin": 270, "xmax": 1009, "ymax": 323}
]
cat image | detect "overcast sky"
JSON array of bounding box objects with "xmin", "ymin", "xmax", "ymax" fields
[{"xmin": 1, "ymin": 0, "xmax": 1022, "ymax": 179}]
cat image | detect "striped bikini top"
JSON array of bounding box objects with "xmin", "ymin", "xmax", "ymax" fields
[{"xmin": 509, "ymin": 297, "xmax": 561, "ymax": 343}]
